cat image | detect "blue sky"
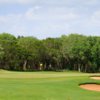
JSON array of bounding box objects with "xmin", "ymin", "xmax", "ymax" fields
[{"xmin": 0, "ymin": 0, "xmax": 100, "ymax": 39}]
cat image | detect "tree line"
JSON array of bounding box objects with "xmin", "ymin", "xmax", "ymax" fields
[{"xmin": 0, "ymin": 33, "xmax": 100, "ymax": 72}]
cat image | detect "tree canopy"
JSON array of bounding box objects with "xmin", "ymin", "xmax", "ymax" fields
[{"xmin": 0, "ymin": 33, "xmax": 100, "ymax": 72}]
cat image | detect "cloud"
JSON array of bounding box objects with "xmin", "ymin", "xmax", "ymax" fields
[
  {"xmin": 0, "ymin": 14, "xmax": 22, "ymax": 23},
  {"xmin": 0, "ymin": 0, "xmax": 100, "ymax": 38},
  {"xmin": 84, "ymin": 0, "xmax": 99, "ymax": 5},
  {"xmin": 79, "ymin": 10, "xmax": 100, "ymax": 29},
  {"xmin": 0, "ymin": 14, "xmax": 24, "ymax": 36},
  {"xmin": 0, "ymin": 0, "xmax": 100, "ymax": 7},
  {"xmin": 0, "ymin": 6, "xmax": 77, "ymax": 38},
  {"xmin": 25, "ymin": 6, "xmax": 79, "ymax": 21},
  {"xmin": 0, "ymin": 0, "xmax": 99, "ymax": 6},
  {"xmin": 90, "ymin": 11, "xmax": 100, "ymax": 25},
  {"xmin": 0, "ymin": 0, "xmax": 34, "ymax": 4}
]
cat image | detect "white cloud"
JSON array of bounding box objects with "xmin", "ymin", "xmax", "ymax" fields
[
  {"xmin": 0, "ymin": 0, "xmax": 100, "ymax": 38},
  {"xmin": 81, "ymin": 10, "xmax": 100, "ymax": 28},
  {"xmin": 0, "ymin": 6, "xmax": 75, "ymax": 38},
  {"xmin": 91, "ymin": 11, "xmax": 100, "ymax": 25},
  {"xmin": 84, "ymin": 0, "xmax": 99, "ymax": 5},
  {"xmin": 25, "ymin": 7, "xmax": 79, "ymax": 21},
  {"xmin": 0, "ymin": 0, "xmax": 99, "ymax": 6},
  {"xmin": 0, "ymin": 14, "xmax": 21, "ymax": 22},
  {"xmin": 0, "ymin": 13, "xmax": 24, "ymax": 34},
  {"xmin": 0, "ymin": 0, "xmax": 34, "ymax": 4}
]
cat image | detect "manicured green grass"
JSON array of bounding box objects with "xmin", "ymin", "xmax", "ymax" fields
[{"xmin": 0, "ymin": 70, "xmax": 100, "ymax": 100}]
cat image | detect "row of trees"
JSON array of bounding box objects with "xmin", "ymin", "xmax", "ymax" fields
[{"xmin": 0, "ymin": 33, "xmax": 100, "ymax": 72}]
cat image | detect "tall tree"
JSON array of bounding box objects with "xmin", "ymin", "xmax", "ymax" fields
[
  {"xmin": 17, "ymin": 36, "xmax": 45, "ymax": 70},
  {"xmin": 0, "ymin": 33, "xmax": 18, "ymax": 70}
]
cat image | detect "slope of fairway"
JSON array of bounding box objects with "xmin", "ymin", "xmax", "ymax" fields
[
  {"xmin": 0, "ymin": 70, "xmax": 100, "ymax": 100},
  {"xmin": 0, "ymin": 70, "xmax": 100, "ymax": 78}
]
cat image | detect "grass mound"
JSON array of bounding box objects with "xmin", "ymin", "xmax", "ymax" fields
[{"xmin": 90, "ymin": 76, "xmax": 100, "ymax": 80}]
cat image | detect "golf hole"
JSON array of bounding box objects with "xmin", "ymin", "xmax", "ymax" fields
[{"xmin": 79, "ymin": 83, "xmax": 100, "ymax": 92}]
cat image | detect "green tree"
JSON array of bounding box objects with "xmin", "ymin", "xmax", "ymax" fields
[
  {"xmin": 43, "ymin": 38, "xmax": 62, "ymax": 70},
  {"xmin": 17, "ymin": 36, "xmax": 45, "ymax": 70},
  {"xmin": 0, "ymin": 33, "xmax": 18, "ymax": 70}
]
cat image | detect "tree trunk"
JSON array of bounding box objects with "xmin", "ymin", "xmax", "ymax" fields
[
  {"xmin": 23, "ymin": 60, "xmax": 27, "ymax": 71},
  {"xmin": 85, "ymin": 64, "xmax": 88, "ymax": 72},
  {"xmin": 78, "ymin": 64, "xmax": 81, "ymax": 72}
]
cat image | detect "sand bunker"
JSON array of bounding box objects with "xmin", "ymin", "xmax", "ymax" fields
[
  {"xmin": 90, "ymin": 76, "xmax": 100, "ymax": 80},
  {"xmin": 80, "ymin": 84, "xmax": 100, "ymax": 92}
]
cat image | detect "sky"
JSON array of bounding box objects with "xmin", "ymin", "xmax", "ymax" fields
[{"xmin": 0, "ymin": 0, "xmax": 100, "ymax": 39}]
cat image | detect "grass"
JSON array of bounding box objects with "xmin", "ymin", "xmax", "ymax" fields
[{"xmin": 0, "ymin": 70, "xmax": 100, "ymax": 100}]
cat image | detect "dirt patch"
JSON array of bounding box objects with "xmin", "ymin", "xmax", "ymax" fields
[
  {"xmin": 90, "ymin": 76, "xmax": 100, "ymax": 80},
  {"xmin": 80, "ymin": 84, "xmax": 100, "ymax": 92}
]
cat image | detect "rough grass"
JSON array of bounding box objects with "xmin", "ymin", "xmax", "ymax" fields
[{"xmin": 0, "ymin": 70, "xmax": 100, "ymax": 100}]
